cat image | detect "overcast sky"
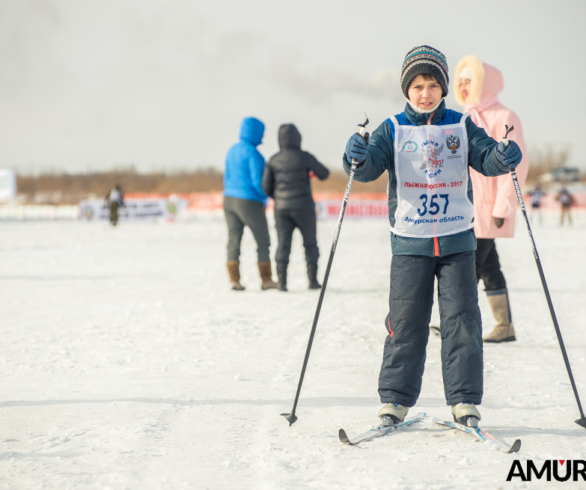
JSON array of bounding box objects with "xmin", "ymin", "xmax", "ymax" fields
[{"xmin": 1, "ymin": 0, "xmax": 584, "ymax": 173}]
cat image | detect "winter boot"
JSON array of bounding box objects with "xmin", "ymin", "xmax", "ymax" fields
[
  {"xmin": 226, "ymin": 261, "xmax": 245, "ymax": 291},
  {"xmin": 378, "ymin": 403, "xmax": 409, "ymax": 426},
  {"xmin": 258, "ymin": 261, "xmax": 278, "ymax": 290},
  {"xmin": 483, "ymin": 291, "xmax": 516, "ymax": 343},
  {"xmin": 307, "ymin": 263, "xmax": 322, "ymax": 290},
  {"xmin": 451, "ymin": 402, "xmax": 481, "ymax": 427},
  {"xmin": 277, "ymin": 262, "xmax": 288, "ymax": 292}
]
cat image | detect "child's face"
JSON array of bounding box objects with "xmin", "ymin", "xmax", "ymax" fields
[
  {"xmin": 459, "ymin": 78, "xmax": 471, "ymax": 102},
  {"xmin": 408, "ymin": 75, "xmax": 442, "ymax": 110}
]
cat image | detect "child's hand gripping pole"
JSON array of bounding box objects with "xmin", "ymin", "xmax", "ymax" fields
[
  {"xmin": 503, "ymin": 124, "xmax": 522, "ymax": 193},
  {"xmin": 503, "ymin": 125, "xmax": 586, "ymax": 430},
  {"xmin": 351, "ymin": 116, "xmax": 370, "ymax": 166},
  {"xmin": 281, "ymin": 115, "xmax": 368, "ymax": 426}
]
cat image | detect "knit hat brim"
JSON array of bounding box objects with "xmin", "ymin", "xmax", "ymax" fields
[{"xmin": 402, "ymin": 64, "xmax": 448, "ymax": 98}]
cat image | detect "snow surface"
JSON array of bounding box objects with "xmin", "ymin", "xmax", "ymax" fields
[{"xmin": 2, "ymin": 213, "xmax": 586, "ymax": 489}]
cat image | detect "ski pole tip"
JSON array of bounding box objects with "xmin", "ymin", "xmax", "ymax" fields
[
  {"xmin": 575, "ymin": 417, "xmax": 586, "ymax": 430},
  {"xmin": 281, "ymin": 412, "xmax": 298, "ymax": 426}
]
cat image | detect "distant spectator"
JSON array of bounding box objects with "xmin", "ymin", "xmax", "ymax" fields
[
  {"xmin": 105, "ymin": 185, "xmax": 124, "ymax": 226},
  {"xmin": 262, "ymin": 123, "xmax": 330, "ymax": 291},
  {"xmin": 223, "ymin": 117, "xmax": 278, "ymax": 291},
  {"xmin": 556, "ymin": 188, "xmax": 575, "ymax": 225},
  {"xmin": 528, "ymin": 183, "xmax": 546, "ymax": 224}
]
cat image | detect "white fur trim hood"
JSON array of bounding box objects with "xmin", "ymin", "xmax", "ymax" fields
[{"xmin": 454, "ymin": 55, "xmax": 484, "ymax": 106}]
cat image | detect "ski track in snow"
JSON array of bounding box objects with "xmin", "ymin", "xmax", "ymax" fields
[{"xmin": 1, "ymin": 214, "xmax": 586, "ymax": 489}]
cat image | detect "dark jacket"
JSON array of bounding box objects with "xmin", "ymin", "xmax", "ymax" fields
[
  {"xmin": 343, "ymin": 101, "xmax": 509, "ymax": 257},
  {"xmin": 223, "ymin": 117, "xmax": 267, "ymax": 204},
  {"xmin": 262, "ymin": 124, "xmax": 329, "ymax": 209}
]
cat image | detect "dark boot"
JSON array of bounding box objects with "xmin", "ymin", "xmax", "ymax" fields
[
  {"xmin": 307, "ymin": 263, "xmax": 321, "ymax": 290},
  {"xmin": 276, "ymin": 262, "xmax": 288, "ymax": 292}
]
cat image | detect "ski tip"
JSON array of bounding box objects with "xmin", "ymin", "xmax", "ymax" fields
[
  {"xmin": 338, "ymin": 428, "xmax": 352, "ymax": 445},
  {"xmin": 507, "ymin": 439, "xmax": 522, "ymax": 454}
]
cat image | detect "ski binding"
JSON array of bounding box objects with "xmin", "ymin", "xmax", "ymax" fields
[{"xmin": 339, "ymin": 411, "xmax": 426, "ymax": 446}]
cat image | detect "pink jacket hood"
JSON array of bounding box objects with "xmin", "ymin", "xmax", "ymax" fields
[{"xmin": 454, "ymin": 56, "xmax": 529, "ymax": 239}]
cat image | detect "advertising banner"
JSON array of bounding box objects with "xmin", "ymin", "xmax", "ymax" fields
[
  {"xmin": 316, "ymin": 199, "xmax": 389, "ymax": 220},
  {"xmin": 80, "ymin": 197, "xmax": 184, "ymax": 221}
]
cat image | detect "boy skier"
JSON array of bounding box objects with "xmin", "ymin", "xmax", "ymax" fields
[{"xmin": 343, "ymin": 46, "xmax": 522, "ymax": 427}]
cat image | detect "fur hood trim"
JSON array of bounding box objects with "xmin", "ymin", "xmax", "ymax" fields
[
  {"xmin": 454, "ymin": 56, "xmax": 505, "ymax": 107},
  {"xmin": 454, "ymin": 55, "xmax": 484, "ymax": 106}
]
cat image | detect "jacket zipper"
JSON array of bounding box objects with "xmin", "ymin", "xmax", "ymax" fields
[{"xmin": 433, "ymin": 237, "xmax": 439, "ymax": 257}]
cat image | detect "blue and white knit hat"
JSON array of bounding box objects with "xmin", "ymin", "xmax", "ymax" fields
[{"xmin": 400, "ymin": 45, "xmax": 449, "ymax": 98}]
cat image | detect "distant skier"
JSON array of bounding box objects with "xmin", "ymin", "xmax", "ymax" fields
[
  {"xmin": 223, "ymin": 116, "xmax": 278, "ymax": 291},
  {"xmin": 528, "ymin": 183, "xmax": 546, "ymax": 224},
  {"xmin": 261, "ymin": 124, "xmax": 330, "ymax": 291},
  {"xmin": 454, "ymin": 55, "xmax": 529, "ymax": 344},
  {"xmin": 343, "ymin": 46, "xmax": 522, "ymax": 428},
  {"xmin": 105, "ymin": 184, "xmax": 124, "ymax": 226},
  {"xmin": 557, "ymin": 188, "xmax": 575, "ymax": 225}
]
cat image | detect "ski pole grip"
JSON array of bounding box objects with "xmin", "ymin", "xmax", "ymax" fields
[
  {"xmin": 351, "ymin": 116, "xmax": 370, "ymax": 165},
  {"xmin": 351, "ymin": 126, "xmax": 368, "ymax": 165},
  {"xmin": 502, "ymin": 125, "xmax": 514, "ymax": 148}
]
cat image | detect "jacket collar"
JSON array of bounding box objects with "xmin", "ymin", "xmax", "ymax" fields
[{"xmin": 404, "ymin": 99, "xmax": 446, "ymax": 126}]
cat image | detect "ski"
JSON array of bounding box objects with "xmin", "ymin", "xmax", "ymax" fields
[
  {"xmin": 432, "ymin": 417, "xmax": 521, "ymax": 453},
  {"xmin": 339, "ymin": 412, "xmax": 426, "ymax": 446}
]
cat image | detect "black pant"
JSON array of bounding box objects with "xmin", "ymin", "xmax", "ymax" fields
[
  {"xmin": 274, "ymin": 207, "xmax": 319, "ymax": 265},
  {"xmin": 475, "ymin": 238, "xmax": 506, "ymax": 292},
  {"xmin": 379, "ymin": 252, "xmax": 483, "ymax": 407},
  {"xmin": 109, "ymin": 202, "xmax": 119, "ymax": 225},
  {"xmin": 223, "ymin": 196, "xmax": 271, "ymax": 262}
]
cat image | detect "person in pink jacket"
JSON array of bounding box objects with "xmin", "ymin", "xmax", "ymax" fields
[{"xmin": 454, "ymin": 55, "xmax": 529, "ymax": 343}]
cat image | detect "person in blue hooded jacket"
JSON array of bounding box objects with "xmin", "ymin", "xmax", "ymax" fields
[
  {"xmin": 343, "ymin": 46, "xmax": 522, "ymax": 429},
  {"xmin": 223, "ymin": 116, "xmax": 278, "ymax": 291}
]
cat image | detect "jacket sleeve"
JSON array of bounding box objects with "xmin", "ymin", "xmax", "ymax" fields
[
  {"xmin": 249, "ymin": 148, "xmax": 268, "ymax": 200},
  {"xmin": 466, "ymin": 118, "xmax": 509, "ymax": 177},
  {"xmin": 261, "ymin": 161, "xmax": 275, "ymax": 198},
  {"xmin": 342, "ymin": 121, "xmax": 393, "ymax": 182},
  {"xmin": 492, "ymin": 113, "xmax": 528, "ymax": 219},
  {"xmin": 305, "ymin": 153, "xmax": 330, "ymax": 180}
]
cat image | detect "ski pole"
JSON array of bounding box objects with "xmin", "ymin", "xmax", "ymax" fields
[
  {"xmin": 281, "ymin": 116, "xmax": 369, "ymax": 426},
  {"xmin": 503, "ymin": 125, "xmax": 586, "ymax": 430}
]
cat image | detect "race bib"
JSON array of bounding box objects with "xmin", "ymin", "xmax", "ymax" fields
[{"xmin": 390, "ymin": 114, "xmax": 474, "ymax": 238}]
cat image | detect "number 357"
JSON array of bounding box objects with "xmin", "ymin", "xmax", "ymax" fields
[{"xmin": 417, "ymin": 194, "xmax": 449, "ymax": 216}]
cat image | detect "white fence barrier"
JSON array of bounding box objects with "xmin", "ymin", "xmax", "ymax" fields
[{"xmin": 0, "ymin": 204, "xmax": 79, "ymax": 220}]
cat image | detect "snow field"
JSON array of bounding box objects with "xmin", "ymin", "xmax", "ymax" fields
[{"xmin": 1, "ymin": 215, "xmax": 586, "ymax": 489}]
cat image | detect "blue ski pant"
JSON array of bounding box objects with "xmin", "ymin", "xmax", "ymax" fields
[{"xmin": 378, "ymin": 251, "xmax": 483, "ymax": 407}]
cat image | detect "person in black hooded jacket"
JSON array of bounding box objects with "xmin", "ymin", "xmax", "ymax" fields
[{"xmin": 262, "ymin": 124, "xmax": 330, "ymax": 291}]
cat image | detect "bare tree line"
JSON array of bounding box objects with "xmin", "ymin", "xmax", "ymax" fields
[
  {"xmin": 15, "ymin": 167, "xmax": 388, "ymax": 204},
  {"xmin": 13, "ymin": 147, "xmax": 575, "ymax": 204}
]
